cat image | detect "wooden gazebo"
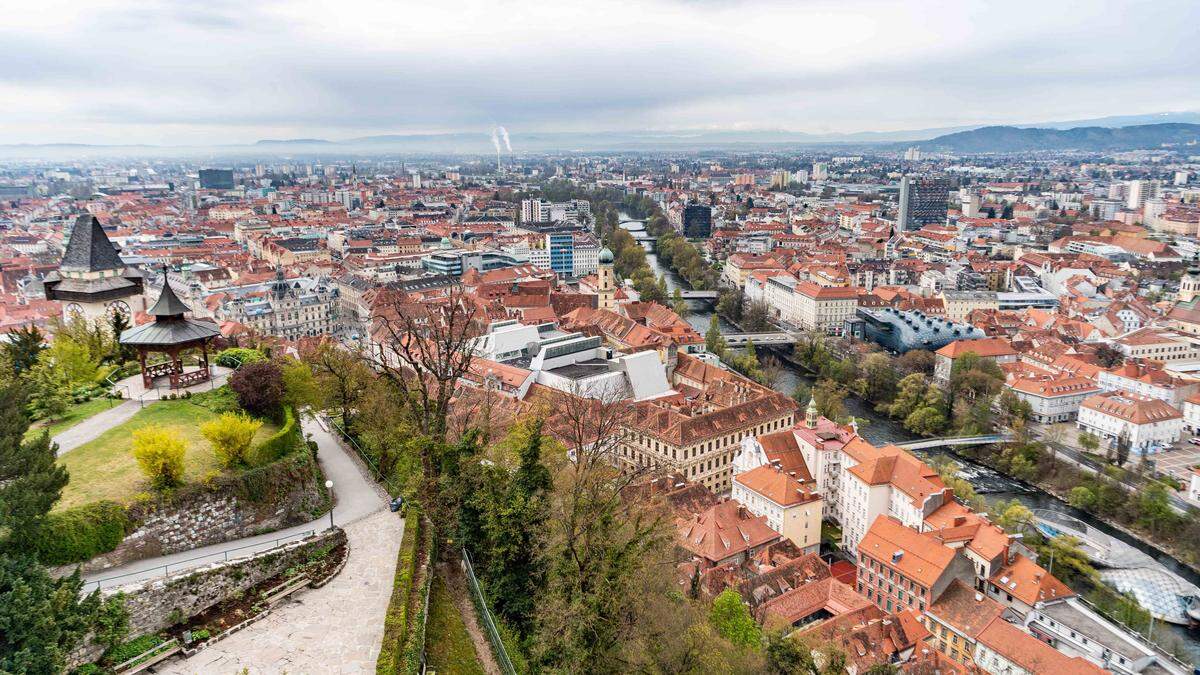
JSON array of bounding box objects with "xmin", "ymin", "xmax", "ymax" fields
[{"xmin": 119, "ymin": 272, "xmax": 221, "ymax": 389}]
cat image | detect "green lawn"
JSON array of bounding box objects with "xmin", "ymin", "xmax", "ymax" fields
[
  {"xmin": 426, "ymin": 575, "xmax": 487, "ymax": 675},
  {"xmin": 24, "ymin": 397, "xmax": 115, "ymax": 444},
  {"xmin": 55, "ymin": 398, "xmax": 279, "ymax": 511}
]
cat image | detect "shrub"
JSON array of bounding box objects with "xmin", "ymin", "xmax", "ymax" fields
[
  {"xmin": 201, "ymin": 411, "xmax": 263, "ymax": 468},
  {"xmin": 104, "ymin": 633, "xmax": 166, "ymax": 666},
  {"xmin": 131, "ymin": 425, "xmax": 187, "ymax": 490},
  {"xmin": 190, "ymin": 385, "xmax": 239, "ymax": 414},
  {"xmin": 377, "ymin": 511, "xmax": 422, "ymax": 674},
  {"xmin": 249, "ymin": 406, "xmax": 301, "ymax": 465},
  {"xmin": 35, "ymin": 501, "xmax": 131, "ymax": 565},
  {"xmin": 228, "ymin": 361, "xmax": 284, "ymax": 419},
  {"xmin": 214, "ymin": 347, "xmax": 267, "ymax": 369}
]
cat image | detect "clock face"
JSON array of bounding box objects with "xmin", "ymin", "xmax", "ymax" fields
[
  {"xmin": 108, "ymin": 301, "xmax": 131, "ymax": 319},
  {"xmin": 65, "ymin": 303, "xmax": 83, "ymax": 317}
]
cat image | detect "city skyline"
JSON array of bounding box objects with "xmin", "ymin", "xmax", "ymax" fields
[{"xmin": 3, "ymin": 0, "xmax": 1199, "ymax": 146}]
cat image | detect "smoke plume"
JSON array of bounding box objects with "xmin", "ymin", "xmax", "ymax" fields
[{"xmin": 498, "ymin": 126, "xmax": 512, "ymax": 152}]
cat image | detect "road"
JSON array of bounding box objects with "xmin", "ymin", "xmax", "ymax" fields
[
  {"xmin": 1033, "ymin": 429, "xmax": 1195, "ymax": 515},
  {"xmin": 84, "ymin": 416, "xmax": 387, "ymax": 590}
]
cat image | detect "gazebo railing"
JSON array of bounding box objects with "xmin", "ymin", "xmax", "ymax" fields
[
  {"xmin": 172, "ymin": 365, "xmax": 210, "ymax": 389},
  {"xmin": 144, "ymin": 360, "xmax": 182, "ymax": 380}
]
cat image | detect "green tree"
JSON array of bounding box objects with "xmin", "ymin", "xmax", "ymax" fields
[
  {"xmin": 742, "ymin": 299, "xmax": 773, "ymax": 332},
  {"xmin": 0, "ymin": 555, "xmax": 126, "ymax": 674},
  {"xmin": 1078, "ymin": 431, "xmax": 1100, "ymax": 453},
  {"xmin": 709, "ymin": 589, "xmax": 762, "ymax": 649},
  {"xmin": 25, "ymin": 360, "xmax": 71, "ymax": 422},
  {"xmin": 1068, "ymin": 486, "xmax": 1097, "ymax": 510},
  {"xmin": 705, "ymin": 315, "xmax": 727, "ymax": 357},
  {"xmin": 905, "ymin": 405, "xmax": 947, "ymax": 436},
  {"xmin": 2, "ymin": 325, "xmax": 45, "ymax": 376},
  {"xmin": 671, "ymin": 288, "xmax": 689, "ymax": 317},
  {"xmin": 812, "ymin": 379, "xmax": 848, "ymax": 422},
  {"xmin": 131, "ymin": 425, "xmax": 187, "ymax": 490},
  {"xmin": 885, "ymin": 373, "xmax": 929, "ymax": 420},
  {"xmin": 200, "ymin": 412, "xmax": 263, "ymax": 468},
  {"xmin": 857, "ymin": 353, "xmax": 897, "ymax": 404},
  {"xmin": 995, "ymin": 499, "xmax": 1034, "ymax": 533},
  {"xmin": 0, "ymin": 384, "xmax": 68, "ymax": 553}
]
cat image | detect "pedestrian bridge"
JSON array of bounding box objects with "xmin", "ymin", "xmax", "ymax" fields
[
  {"xmin": 894, "ymin": 434, "xmax": 1012, "ymax": 450},
  {"xmin": 678, "ymin": 290, "xmax": 719, "ymax": 300},
  {"xmin": 724, "ymin": 332, "xmax": 796, "ymax": 347}
]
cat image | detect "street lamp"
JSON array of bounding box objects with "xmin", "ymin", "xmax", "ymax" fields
[{"xmin": 325, "ymin": 480, "xmax": 334, "ymax": 529}]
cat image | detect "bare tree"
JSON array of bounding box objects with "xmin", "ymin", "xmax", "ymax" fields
[
  {"xmin": 370, "ymin": 284, "xmax": 482, "ymax": 444},
  {"xmin": 534, "ymin": 384, "xmax": 675, "ymax": 671},
  {"xmin": 301, "ymin": 338, "xmax": 373, "ymax": 432}
]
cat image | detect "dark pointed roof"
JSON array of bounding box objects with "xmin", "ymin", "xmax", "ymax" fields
[
  {"xmin": 60, "ymin": 214, "xmax": 125, "ymax": 273},
  {"xmin": 149, "ymin": 272, "xmax": 191, "ymax": 317}
]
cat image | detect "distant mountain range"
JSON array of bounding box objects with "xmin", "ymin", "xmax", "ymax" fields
[
  {"xmin": 914, "ymin": 123, "xmax": 1200, "ymax": 153},
  {"xmin": 2, "ymin": 111, "xmax": 1199, "ymax": 157}
]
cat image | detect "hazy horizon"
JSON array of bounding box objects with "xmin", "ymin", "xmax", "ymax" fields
[{"xmin": 4, "ymin": 0, "xmax": 1199, "ymax": 146}]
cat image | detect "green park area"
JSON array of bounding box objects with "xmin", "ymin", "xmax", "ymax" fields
[
  {"xmin": 24, "ymin": 396, "xmax": 114, "ymax": 443},
  {"xmin": 55, "ymin": 393, "xmax": 280, "ymax": 511}
]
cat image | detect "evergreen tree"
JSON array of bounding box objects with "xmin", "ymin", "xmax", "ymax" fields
[
  {"xmin": 0, "ymin": 557, "xmax": 113, "ymax": 675},
  {"xmin": 705, "ymin": 315, "xmax": 727, "ymax": 357},
  {"xmin": 2, "ymin": 325, "xmax": 45, "ymax": 376},
  {"xmin": 0, "ymin": 384, "xmax": 68, "ymax": 553}
]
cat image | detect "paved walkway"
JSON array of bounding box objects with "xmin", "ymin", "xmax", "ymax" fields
[
  {"xmin": 54, "ymin": 367, "xmax": 233, "ymax": 456},
  {"xmin": 84, "ymin": 416, "xmax": 386, "ymax": 589},
  {"xmin": 156, "ymin": 508, "xmax": 405, "ymax": 674}
]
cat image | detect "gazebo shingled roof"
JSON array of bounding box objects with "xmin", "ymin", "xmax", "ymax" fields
[{"xmin": 119, "ymin": 271, "xmax": 221, "ymax": 389}]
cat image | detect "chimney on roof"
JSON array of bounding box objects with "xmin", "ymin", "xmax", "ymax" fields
[{"xmin": 738, "ymin": 505, "xmax": 748, "ymax": 519}]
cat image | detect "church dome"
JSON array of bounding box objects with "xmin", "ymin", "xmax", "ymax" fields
[{"xmin": 599, "ymin": 247, "xmax": 614, "ymax": 264}]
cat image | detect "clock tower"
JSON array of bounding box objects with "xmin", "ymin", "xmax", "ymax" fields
[{"xmin": 44, "ymin": 214, "xmax": 146, "ymax": 323}]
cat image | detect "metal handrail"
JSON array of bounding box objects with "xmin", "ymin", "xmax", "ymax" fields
[
  {"xmin": 324, "ymin": 414, "xmax": 402, "ymax": 496},
  {"xmin": 87, "ymin": 528, "xmax": 317, "ymax": 591}
]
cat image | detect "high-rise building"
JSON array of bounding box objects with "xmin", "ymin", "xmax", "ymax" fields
[
  {"xmin": 1126, "ymin": 179, "xmax": 1160, "ymax": 210},
  {"xmin": 198, "ymin": 168, "xmax": 234, "ymax": 190},
  {"xmin": 770, "ymin": 170, "xmax": 792, "ymax": 189},
  {"xmin": 683, "ymin": 203, "xmax": 712, "ymax": 238},
  {"xmin": 897, "ymin": 176, "xmax": 950, "ymax": 230},
  {"xmin": 547, "ymin": 233, "xmax": 575, "ymax": 277},
  {"xmin": 811, "ymin": 162, "xmax": 828, "ymax": 181}
]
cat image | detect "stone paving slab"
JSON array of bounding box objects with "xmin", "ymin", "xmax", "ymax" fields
[{"xmin": 156, "ymin": 508, "xmax": 405, "ymax": 674}]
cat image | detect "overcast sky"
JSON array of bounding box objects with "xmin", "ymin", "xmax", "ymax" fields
[{"xmin": 3, "ymin": 0, "xmax": 1198, "ymax": 145}]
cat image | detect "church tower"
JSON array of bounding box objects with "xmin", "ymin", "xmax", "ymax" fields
[
  {"xmin": 1181, "ymin": 253, "xmax": 1200, "ymax": 303},
  {"xmin": 44, "ymin": 214, "xmax": 145, "ymax": 323},
  {"xmin": 805, "ymin": 395, "xmax": 819, "ymax": 429},
  {"xmin": 597, "ymin": 247, "xmax": 616, "ymax": 310}
]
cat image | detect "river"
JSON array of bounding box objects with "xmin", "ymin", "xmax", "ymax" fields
[{"xmin": 622, "ymin": 216, "xmax": 1200, "ymax": 659}]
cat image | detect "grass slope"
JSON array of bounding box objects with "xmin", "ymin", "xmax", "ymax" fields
[
  {"xmin": 24, "ymin": 397, "xmax": 114, "ymax": 443},
  {"xmin": 55, "ymin": 398, "xmax": 278, "ymax": 511},
  {"xmin": 426, "ymin": 575, "xmax": 487, "ymax": 675}
]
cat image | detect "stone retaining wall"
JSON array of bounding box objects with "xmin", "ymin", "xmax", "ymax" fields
[
  {"xmin": 71, "ymin": 528, "xmax": 347, "ymax": 668},
  {"xmin": 78, "ymin": 452, "xmax": 327, "ymax": 574}
]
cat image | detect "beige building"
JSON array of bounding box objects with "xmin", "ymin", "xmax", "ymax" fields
[
  {"xmin": 731, "ymin": 442, "xmax": 823, "ymax": 554},
  {"xmin": 619, "ymin": 354, "xmax": 797, "ymax": 493},
  {"xmin": 940, "ymin": 290, "xmax": 1000, "ymax": 323},
  {"xmin": 793, "ymin": 281, "xmax": 858, "ymax": 335}
]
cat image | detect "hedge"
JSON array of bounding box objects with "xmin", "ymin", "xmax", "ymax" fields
[
  {"xmin": 214, "ymin": 347, "xmax": 267, "ymax": 369},
  {"xmin": 250, "ymin": 406, "xmax": 301, "ymax": 465},
  {"xmin": 377, "ymin": 509, "xmax": 424, "ymax": 674},
  {"xmin": 35, "ymin": 500, "xmax": 131, "ymax": 566}
]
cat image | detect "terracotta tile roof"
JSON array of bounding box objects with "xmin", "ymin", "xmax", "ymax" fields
[
  {"xmin": 988, "ymin": 554, "xmax": 1074, "ymax": 606},
  {"xmin": 1009, "ymin": 376, "xmax": 1101, "ymax": 398},
  {"xmin": 975, "ymin": 616, "xmax": 1103, "ymax": 673},
  {"xmin": 758, "ymin": 577, "xmax": 872, "ymax": 627},
  {"xmin": 734, "ymin": 464, "xmax": 819, "ymax": 506},
  {"xmin": 1080, "ymin": 390, "xmax": 1182, "ymax": 425},
  {"xmin": 676, "ymin": 500, "xmax": 781, "ymax": 564},
  {"xmin": 935, "ymin": 337, "xmax": 1016, "ymax": 359},
  {"xmin": 859, "ymin": 516, "xmax": 957, "ymax": 588},
  {"xmin": 848, "ymin": 449, "xmax": 945, "ymax": 506},
  {"xmin": 927, "ymin": 579, "xmax": 1005, "ymax": 638}
]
